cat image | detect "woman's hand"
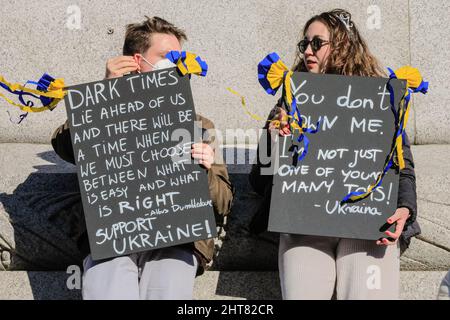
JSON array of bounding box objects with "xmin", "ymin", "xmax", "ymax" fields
[
  {"xmin": 268, "ymin": 107, "xmax": 291, "ymax": 136},
  {"xmin": 376, "ymin": 207, "xmax": 411, "ymax": 246},
  {"xmin": 191, "ymin": 143, "xmax": 215, "ymax": 170}
]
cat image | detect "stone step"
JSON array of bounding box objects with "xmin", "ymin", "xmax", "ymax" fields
[
  {"xmin": 0, "ymin": 271, "xmax": 447, "ymax": 300},
  {"xmin": 1, "ymin": 144, "xmax": 449, "ymax": 272}
]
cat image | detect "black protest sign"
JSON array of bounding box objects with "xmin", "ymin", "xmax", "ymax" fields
[
  {"xmin": 64, "ymin": 68, "xmax": 217, "ymax": 260},
  {"xmin": 265, "ymin": 72, "xmax": 406, "ymax": 240}
]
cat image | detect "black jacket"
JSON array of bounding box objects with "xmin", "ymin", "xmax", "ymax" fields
[{"xmin": 249, "ymin": 103, "xmax": 421, "ymax": 254}]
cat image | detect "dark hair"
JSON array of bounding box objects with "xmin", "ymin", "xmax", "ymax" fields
[
  {"xmin": 293, "ymin": 9, "xmax": 385, "ymax": 77},
  {"xmin": 122, "ymin": 16, "xmax": 187, "ymax": 55}
]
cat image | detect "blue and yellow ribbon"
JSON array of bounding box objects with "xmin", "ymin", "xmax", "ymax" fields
[
  {"xmin": 258, "ymin": 52, "xmax": 320, "ymax": 160},
  {"xmin": 166, "ymin": 51, "xmax": 208, "ymax": 77},
  {"xmin": 342, "ymin": 66, "xmax": 429, "ymax": 203},
  {"xmin": 0, "ymin": 73, "xmax": 66, "ymax": 114}
]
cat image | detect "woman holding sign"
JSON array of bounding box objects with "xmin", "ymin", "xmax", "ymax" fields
[{"xmin": 250, "ymin": 9, "xmax": 419, "ymax": 300}]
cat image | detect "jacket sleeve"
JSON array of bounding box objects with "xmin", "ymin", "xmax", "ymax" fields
[
  {"xmin": 397, "ymin": 133, "xmax": 418, "ymax": 227},
  {"xmin": 198, "ymin": 116, "xmax": 234, "ymax": 222},
  {"xmin": 51, "ymin": 119, "xmax": 76, "ymax": 165},
  {"xmin": 207, "ymin": 164, "xmax": 234, "ymax": 220},
  {"xmin": 249, "ymin": 102, "xmax": 281, "ymax": 195}
]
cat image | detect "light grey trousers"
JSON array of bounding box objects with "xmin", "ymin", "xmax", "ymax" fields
[
  {"xmin": 279, "ymin": 234, "xmax": 400, "ymax": 300},
  {"xmin": 82, "ymin": 246, "xmax": 198, "ymax": 300}
]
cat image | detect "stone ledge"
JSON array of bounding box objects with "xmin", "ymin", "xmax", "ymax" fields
[
  {"xmin": 1, "ymin": 143, "xmax": 449, "ymax": 271},
  {"xmin": 0, "ymin": 271, "xmax": 446, "ymax": 300}
]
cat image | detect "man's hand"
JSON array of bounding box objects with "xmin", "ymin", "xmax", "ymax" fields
[
  {"xmin": 191, "ymin": 143, "xmax": 215, "ymax": 170},
  {"xmin": 268, "ymin": 107, "xmax": 291, "ymax": 136},
  {"xmin": 376, "ymin": 207, "xmax": 411, "ymax": 246},
  {"xmin": 105, "ymin": 56, "xmax": 140, "ymax": 79}
]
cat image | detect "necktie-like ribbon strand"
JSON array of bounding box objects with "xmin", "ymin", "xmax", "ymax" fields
[
  {"xmin": 342, "ymin": 66, "xmax": 429, "ymax": 203},
  {"xmin": 226, "ymin": 87, "xmax": 263, "ymax": 121},
  {"xmin": 166, "ymin": 51, "xmax": 208, "ymax": 77},
  {"xmin": 258, "ymin": 52, "xmax": 320, "ymax": 160},
  {"xmin": 0, "ymin": 73, "xmax": 66, "ymax": 114}
]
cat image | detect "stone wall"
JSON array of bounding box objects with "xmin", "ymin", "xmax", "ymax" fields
[{"xmin": 0, "ymin": 0, "xmax": 449, "ymax": 144}]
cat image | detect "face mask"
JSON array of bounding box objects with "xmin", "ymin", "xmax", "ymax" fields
[
  {"xmin": 153, "ymin": 58, "xmax": 176, "ymax": 70},
  {"xmin": 141, "ymin": 56, "xmax": 176, "ymax": 71}
]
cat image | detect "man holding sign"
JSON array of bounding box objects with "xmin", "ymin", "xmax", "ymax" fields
[{"xmin": 51, "ymin": 16, "xmax": 233, "ymax": 300}]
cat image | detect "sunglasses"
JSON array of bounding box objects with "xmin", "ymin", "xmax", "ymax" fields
[{"xmin": 297, "ymin": 37, "xmax": 330, "ymax": 54}]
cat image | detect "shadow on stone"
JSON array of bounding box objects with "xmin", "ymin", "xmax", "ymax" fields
[
  {"xmin": 215, "ymin": 272, "xmax": 281, "ymax": 300},
  {"xmin": 0, "ymin": 146, "xmax": 281, "ymax": 299},
  {"xmin": 27, "ymin": 272, "xmax": 82, "ymax": 300},
  {"xmin": 0, "ymin": 151, "xmax": 84, "ymax": 275},
  {"xmin": 212, "ymin": 147, "xmax": 280, "ymax": 272}
]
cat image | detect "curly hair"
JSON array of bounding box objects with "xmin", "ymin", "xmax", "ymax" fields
[{"xmin": 293, "ymin": 9, "xmax": 385, "ymax": 77}]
